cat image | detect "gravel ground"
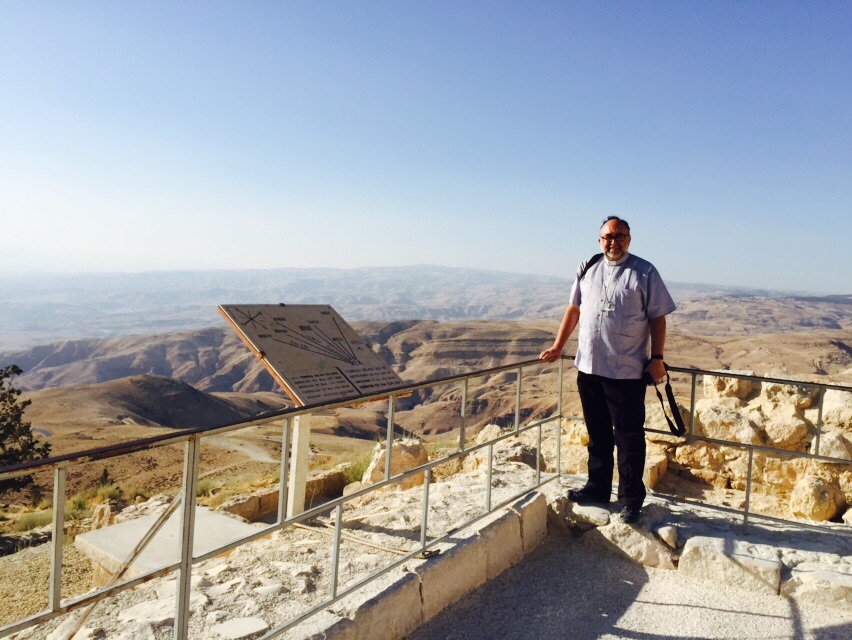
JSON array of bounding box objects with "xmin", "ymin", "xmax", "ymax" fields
[
  {"xmin": 408, "ymin": 533, "xmax": 852, "ymax": 640},
  {"xmin": 0, "ymin": 542, "xmax": 93, "ymax": 627}
]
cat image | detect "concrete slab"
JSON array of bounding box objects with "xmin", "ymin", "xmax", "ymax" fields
[{"xmin": 75, "ymin": 507, "xmax": 259, "ymax": 582}]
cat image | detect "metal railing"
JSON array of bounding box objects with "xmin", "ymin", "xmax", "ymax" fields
[
  {"xmin": 0, "ymin": 357, "xmax": 563, "ymax": 639},
  {"xmin": 1, "ymin": 358, "xmax": 851, "ymax": 638},
  {"xmin": 656, "ymin": 365, "xmax": 852, "ymax": 535}
]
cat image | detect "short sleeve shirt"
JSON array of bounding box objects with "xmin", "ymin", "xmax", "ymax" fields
[{"xmin": 568, "ymin": 253, "xmax": 676, "ymax": 379}]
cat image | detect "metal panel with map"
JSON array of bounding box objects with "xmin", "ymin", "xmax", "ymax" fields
[{"xmin": 218, "ymin": 304, "xmax": 403, "ymax": 406}]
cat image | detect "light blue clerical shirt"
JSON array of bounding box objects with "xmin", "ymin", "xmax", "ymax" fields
[{"xmin": 568, "ymin": 253, "xmax": 676, "ymax": 380}]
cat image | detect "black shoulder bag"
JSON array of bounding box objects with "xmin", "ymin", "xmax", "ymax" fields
[{"xmin": 644, "ymin": 362, "xmax": 686, "ymax": 436}]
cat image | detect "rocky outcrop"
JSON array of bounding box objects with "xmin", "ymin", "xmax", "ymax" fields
[
  {"xmin": 653, "ymin": 371, "xmax": 852, "ymax": 523},
  {"xmin": 789, "ymin": 475, "xmax": 844, "ymax": 521},
  {"xmin": 361, "ymin": 439, "xmax": 429, "ymax": 491}
]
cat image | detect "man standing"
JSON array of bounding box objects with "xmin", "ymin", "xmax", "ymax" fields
[{"xmin": 540, "ymin": 216, "xmax": 676, "ymax": 523}]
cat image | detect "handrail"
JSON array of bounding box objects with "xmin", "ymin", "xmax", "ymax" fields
[
  {"xmin": 0, "ymin": 357, "xmax": 552, "ymax": 480},
  {"xmin": 666, "ymin": 364, "xmax": 852, "ymax": 392}
]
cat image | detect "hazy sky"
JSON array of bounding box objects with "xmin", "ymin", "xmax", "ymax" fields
[{"xmin": 2, "ymin": 2, "xmax": 850, "ymax": 293}]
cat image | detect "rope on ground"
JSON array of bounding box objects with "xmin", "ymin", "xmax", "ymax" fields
[{"xmin": 292, "ymin": 522, "xmax": 412, "ymax": 556}]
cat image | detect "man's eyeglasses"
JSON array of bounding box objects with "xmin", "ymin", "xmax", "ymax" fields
[{"xmin": 600, "ymin": 234, "xmax": 629, "ymax": 243}]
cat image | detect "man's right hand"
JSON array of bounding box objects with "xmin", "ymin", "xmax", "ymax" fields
[{"xmin": 539, "ymin": 347, "xmax": 562, "ymax": 363}]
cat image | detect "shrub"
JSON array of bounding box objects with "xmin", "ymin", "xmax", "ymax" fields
[
  {"xmin": 196, "ymin": 478, "xmax": 218, "ymax": 498},
  {"xmin": 342, "ymin": 452, "xmax": 372, "ymax": 485},
  {"xmin": 94, "ymin": 483, "xmax": 123, "ymax": 503},
  {"xmin": 68, "ymin": 493, "xmax": 89, "ymax": 511},
  {"xmin": 13, "ymin": 510, "xmax": 53, "ymax": 532},
  {"xmin": 125, "ymin": 486, "xmax": 149, "ymax": 502}
]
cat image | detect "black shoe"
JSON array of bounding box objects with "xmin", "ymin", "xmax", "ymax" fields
[
  {"xmin": 616, "ymin": 505, "xmax": 641, "ymax": 524},
  {"xmin": 567, "ymin": 487, "xmax": 611, "ymax": 505}
]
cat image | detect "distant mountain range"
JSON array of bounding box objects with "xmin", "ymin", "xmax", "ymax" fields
[{"xmin": 0, "ymin": 265, "xmax": 834, "ymax": 351}]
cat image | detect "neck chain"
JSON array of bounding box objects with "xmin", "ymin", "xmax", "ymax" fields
[{"xmin": 601, "ymin": 263, "xmax": 625, "ymax": 315}]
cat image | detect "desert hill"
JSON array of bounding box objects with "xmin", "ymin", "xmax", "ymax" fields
[
  {"xmin": 3, "ymin": 293, "xmax": 852, "ymax": 396},
  {"xmin": 669, "ymin": 295, "xmax": 852, "ymax": 335},
  {"xmin": 22, "ymin": 375, "xmax": 290, "ymax": 433},
  {"xmin": 1, "ymin": 264, "xmax": 837, "ymax": 351}
]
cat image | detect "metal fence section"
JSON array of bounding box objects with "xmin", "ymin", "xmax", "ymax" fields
[
  {"xmin": 658, "ymin": 365, "xmax": 852, "ymax": 536},
  {"xmin": 1, "ymin": 358, "xmax": 851, "ymax": 639},
  {"xmin": 0, "ymin": 358, "xmax": 563, "ymax": 639}
]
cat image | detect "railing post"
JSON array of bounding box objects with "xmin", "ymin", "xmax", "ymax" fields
[
  {"xmin": 514, "ymin": 367, "xmax": 522, "ymax": 432},
  {"xmin": 556, "ymin": 357, "xmax": 564, "ymax": 417},
  {"xmin": 420, "ymin": 469, "xmax": 431, "ymax": 551},
  {"xmin": 485, "ymin": 443, "xmax": 494, "ymax": 513},
  {"xmin": 330, "ymin": 504, "xmax": 343, "ymax": 598},
  {"xmin": 459, "ymin": 378, "xmax": 468, "ymax": 452},
  {"xmin": 742, "ymin": 447, "xmax": 754, "ymax": 532},
  {"xmin": 385, "ymin": 394, "xmax": 395, "ymax": 481},
  {"xmin": 174, "ymin": 436, "xmax": 200, "ymax": 640},
  {"xmin": 689, "ymin": 373, "xmax": 697, "ymax": 436},
  {"xmin": 556, "ymin": 359, "xmax": 564, "ymax": 478},
  {"xmin": 536, "ymin": 423, "xmax": 542, "ymax": 485},
  {"xmin": 49, "ymin": 465, "xmax": 66, "ymax": 611},
  {"xmin": 287, "ymin": 414, "xmax": 311, "ymax": 517},
  {"xmin": 814, "ymin": 387, "xmax": 825, "ymax": 456},
  {"xmin": 277, "ymin": 418, "xmax": 291, "ymax": 524}
]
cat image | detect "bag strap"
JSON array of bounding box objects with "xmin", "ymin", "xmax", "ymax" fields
[
  {"xmin": 577, "ymin": 253, "xmax": 604, "ymax": 281},
  {"xmin": 647, "ymin": 363, "xmax": 686, "ymax": 436}
]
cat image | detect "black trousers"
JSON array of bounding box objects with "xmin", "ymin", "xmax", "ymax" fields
[{"xmin": 576, "ymin": 371, "xmax": 647, "ymax": 508}]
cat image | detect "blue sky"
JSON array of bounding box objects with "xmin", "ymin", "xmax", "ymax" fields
[{"xmin": 1, "ymin": 2, "xmax": 850, "ymax": 293}]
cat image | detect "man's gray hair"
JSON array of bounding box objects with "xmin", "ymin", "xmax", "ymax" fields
[{"xmin": 601, "ymin": 216, "xmax": 630, "ymax": 233}]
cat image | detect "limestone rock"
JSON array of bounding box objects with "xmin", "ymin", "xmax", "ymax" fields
[
  {"xmin": 565, "ymin": 502, "xmax": 610, "ymax": 527},
  {"xmin": 210, "ymin": 617, "xmax": 270, "ymax": 639},
  {"xmin": 498, "ymin": 442, "xmax": 540, "ymax": 469},
  {"xmin": 643, "ymin": 444, "xmax": 668, "ymax": 490},
  {"xmin": 306, "ymin": 465, "xmax": 350, "ymax": 503},
  {"xmin": 430, "ymin": 453, "xmax": 465, "ymax": 481},
  {"xmin": 694, "ymin": 402, "xmax": 763, "ymax": 445},
  {"xmin": 789, "ymin": 475, "xmax": 844, "ymax": 521},
  {"xmin": 656, "ymin": 525, "xmax": 677, "ymax": 549},
  {"xmin": 759, "ymin": 379, "xmax": 816, "ymax": 412},
  {"xmin": 819, "ymin": 389, "xmax": 852, "ymax": 432},
  {"xmin": 90, "ymin": 503, "xmax": 115, "ymax": 530},
  {"xmin": 678, "ymin": 536, "xmax": 781, "ymax": 594},
  {"xmin": 561, "ymin": 419, "xmax": 589, "ymax": 446},
  {"xmin": 763, "ymin": 415, "xmax": 810, "ymax": 451},
  {"xmin": 580, "ymin": 521, "xmax": 676, "ymax": 569},
  {"xmin": 645, "ymin": 401, "xmax": 690, "ymax": 441},
  {"xmin": 476, "ymin": 424, "xmax": 504, "ymax": 444},
  {"xmin": 703, "ymin": 371, "xmax": 755, "ymax": 400},
  {"xmin": 462, "ymin": 428, "xmax": 542, "ymax": 473},
  {"xmin": 343, "ymin": 481, "xmax": 363, "ymax": 497},
  {"xmin": 117, "ymin": 599, "xmax": 174, "ymax": 625},
  {"xmin": 362, "ymin": 439, "xmax": 428, "ymax": 490},
  {"xmin": 817, "ymin": 431, "xmax": 852, "ymax": 461},
  {"xmin": 781, "ymin": 562, "xmax": 852, "ymax": 608}
]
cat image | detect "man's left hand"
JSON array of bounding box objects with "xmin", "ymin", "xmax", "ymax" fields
[{"xmin": 645, "ymin": 358, "xmax": 667, "ymax": 384}]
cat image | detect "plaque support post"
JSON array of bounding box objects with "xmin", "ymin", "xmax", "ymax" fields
[{"xmin": 287, "ymin": 414, "xmax": 312, "ymax": 517}]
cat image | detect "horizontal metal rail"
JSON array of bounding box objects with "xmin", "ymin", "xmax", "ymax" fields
[
  {"xmin": 0, "ymin": 357, "xmax": 554, "ymax": 482},
  {"xmin": 666, "ymin": 365, "xmax": 852, "ymax": 392}
]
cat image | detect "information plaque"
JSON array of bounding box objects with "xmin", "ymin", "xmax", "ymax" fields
[{"xmin": 218, "ymin": 304, "xmax": 403, "ymax": 406}]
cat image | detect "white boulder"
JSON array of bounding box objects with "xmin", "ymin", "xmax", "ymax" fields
[
  {"xmin": 789, "ymin": 475, "xmax": 844, "ymax": 522},
  {"xmin": 678, "ymin": 536, "xmax": 781, "ymax": 595},
  {"xmin": 361, "ymin": 439, "xmax": 429, "ymax": 491}
]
